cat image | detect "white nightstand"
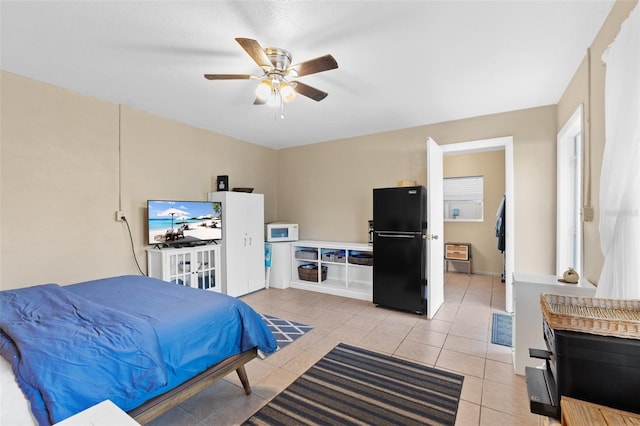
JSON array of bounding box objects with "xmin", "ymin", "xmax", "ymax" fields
[{"xmin": 53, "ymin": 400, "xmax": 140, "ymax": 426}]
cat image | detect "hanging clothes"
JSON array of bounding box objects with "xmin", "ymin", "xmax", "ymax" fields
[{"xmin": 496, "ymin": 194, "xmax": 506, "ymax": 253}]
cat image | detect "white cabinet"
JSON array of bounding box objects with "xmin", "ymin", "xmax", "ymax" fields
[
  {"xmin": 290, "ymin": 240, "xmax": 373, "ymax": 301},
  {"xmin": 268, "ymin": 242, "xmax": 292, "ymax": 289},
  {"xmin": 208, "ymin": 191, "xmax": 264, "ymax": 297},
  {"xmin": 512, "ymin": 272, "xmax": 596, "ymax": 375},
  {"xmin": 147, "ymin": 245, "xmax": 221, "ymax": 292}
]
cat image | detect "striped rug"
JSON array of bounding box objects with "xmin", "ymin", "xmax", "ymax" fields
[{"xmin": 244, "ymin": 343, "xmax": 464, "ymax": 426}]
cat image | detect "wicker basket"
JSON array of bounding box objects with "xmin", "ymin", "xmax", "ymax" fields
[
  {"xmin": 298, "ymin": 265, "xmax": 327, "ymax": 282},
  {"xmin": 540, "ymin": 293, "xmax": 640, "ymax": 339},
  {"xmin": 295, "ymin": 249, "xmax": 318, "ymax": 260},
  {"xmin": 349, "ymin": 254, "xmax": 373, "ymax": 266}
]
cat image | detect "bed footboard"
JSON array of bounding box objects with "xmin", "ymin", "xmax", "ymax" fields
[{"xmin": 128, "ymin": 348, "xmax": 258, "ymax": 424}]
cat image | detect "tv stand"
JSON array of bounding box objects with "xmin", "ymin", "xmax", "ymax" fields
[{"xmin": 147, "ymin": 245, "xmax": 221, "ymax": 293}]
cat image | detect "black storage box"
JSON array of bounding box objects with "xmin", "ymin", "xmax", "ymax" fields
[
  {"xmin": 550, "ymin": 326, "xmax": 640, "ymax": 414},
  {"xmin": 526, "ymin": 320, "xmax": 640, "ymax": 419},
  {"xmin": 526, "ymin": 293, "xmax": 640, "ymax": 419}
]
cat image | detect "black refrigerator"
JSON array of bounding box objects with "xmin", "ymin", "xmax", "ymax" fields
[{"xmin": 372, "ymin": 186, "xmax": 427, "ymax": 314}]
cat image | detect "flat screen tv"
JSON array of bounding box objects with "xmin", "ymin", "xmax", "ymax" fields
[{"xmin": 147, "ymin": 200, "xmax": 222, "ymax": 246}]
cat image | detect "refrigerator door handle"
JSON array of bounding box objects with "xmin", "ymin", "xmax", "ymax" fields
[{"xmin": 376, "ymin": 233, "xmax": 416, "ymax": 239}]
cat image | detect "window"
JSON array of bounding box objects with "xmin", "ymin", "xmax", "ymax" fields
[
  {"xmin": 556, "ymin": 105, "xmax": 583, "ymax": 276},
  {"xmin": 444, "ymin": 176, "xmax": 483, "ymax": 222}
]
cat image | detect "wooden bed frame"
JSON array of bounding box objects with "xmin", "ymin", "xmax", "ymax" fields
[{"xmin": 127, "ymin": 348, "xmax": 258, "ymax": 424}]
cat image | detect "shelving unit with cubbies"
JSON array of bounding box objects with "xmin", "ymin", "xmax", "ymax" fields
[{"xmin": 290, "ymin": 240, "xmax": 373, "ymax": 301}]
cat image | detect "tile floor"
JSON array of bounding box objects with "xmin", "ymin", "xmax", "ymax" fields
[{"xmin": 147, "ymin": 273, "xmax": 541, "ymax": 426}]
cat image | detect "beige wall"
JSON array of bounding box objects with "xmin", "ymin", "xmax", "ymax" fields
[
  {"xmin": 556, "ymin": 0, "xmax": 637, "ymax": 285},
  {"xmin": 444, "ymin": 150, "xmax": 505, "ymax": 275},
  {"xmin": 2, "ymin": 0, "xmax": 633, "ymax": 289},
  {"xmin": 119, "ymin": 107, "xmax": 277, "ymax": 270},
  {"xmin": 277, "ymin": 0, "xmax": 638, "ymax": 282},
  {"xmin": 277, "ymin": 105, "xmax": 558, "ymax": 275},
  {"xmin": 0, "ymin": 72, "xmax": 277, "ymax": 289},
  {"xmin": 275, "ymin": 127, "xmax": 428, "ymax": 241}
]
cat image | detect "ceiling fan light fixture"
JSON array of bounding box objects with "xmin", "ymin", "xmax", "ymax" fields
[
  {"xmin": 206, "ymin": 38, "xmax": 337, "ymax": 118},
  {"xmin": 266, "ymin": 93, "xmax": 281, "ymax": 108},
  {"xmin": 255, "ymin": 80, "xmax": 272, "ymax": 100},
  {"xmin": 280, "ymin": 81, "xmax": 296, "ymax": 103},
  {"xmin": 265, "ymin": 78, "xmax": 281, "ymax": 107}
]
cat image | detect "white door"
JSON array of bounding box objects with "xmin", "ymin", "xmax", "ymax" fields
[{"xmin": 426, "ymin": 138, "xmax": 444, "ymax": 319}]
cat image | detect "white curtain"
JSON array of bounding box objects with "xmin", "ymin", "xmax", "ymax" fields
[{"xmin": 596, "ymin": 4, "xmax": 640, "ymax": 299}]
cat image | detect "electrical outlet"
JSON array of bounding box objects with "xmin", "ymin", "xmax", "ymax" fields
[
  {"xmin": 115, "ymin": 210, "xmax": 126, "ymax": 221},
  {"xmin": 583, "ymin": 206, "xmax": 594, "ymax": 222}
]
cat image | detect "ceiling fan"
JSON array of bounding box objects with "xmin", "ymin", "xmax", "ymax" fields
[{"xmin": 204, "ymin": 38, "xmax": 338, "ymax": 114}]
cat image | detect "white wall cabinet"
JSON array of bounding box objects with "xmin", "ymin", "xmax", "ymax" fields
[
  {"xmin": 208, "ymin": 191, "xmax": 265, "ymax": 297},
  {"xmin": 147, "ymin": 245, "xmax": 221, "ymax": 292},
  {"xmin": 290, "ymin": 240, "xmax": 373, "ymax": 301}
]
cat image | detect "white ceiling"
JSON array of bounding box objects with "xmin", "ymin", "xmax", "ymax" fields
[{"xmin": 1, "ymin": 1, "xmax": 614, "ymax": 149}]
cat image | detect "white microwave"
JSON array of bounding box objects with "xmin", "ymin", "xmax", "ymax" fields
[{"xmin": 265, "ymin": 223, "xmax": 299, "ymax": 242}]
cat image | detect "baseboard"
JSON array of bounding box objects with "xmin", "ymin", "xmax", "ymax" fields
[{"xmin": 446, "ymin": 267, "xmax": 501, "ymax": 276}]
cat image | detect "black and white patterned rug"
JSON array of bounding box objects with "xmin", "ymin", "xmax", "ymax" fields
[{"xmin": 260, "ymin": 313, "xmax": 313, "ymax": 351}]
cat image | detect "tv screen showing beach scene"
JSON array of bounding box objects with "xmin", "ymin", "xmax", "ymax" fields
[{"xmin": 147, "ymin": 200, "xmax": 222, "ymax": 245}]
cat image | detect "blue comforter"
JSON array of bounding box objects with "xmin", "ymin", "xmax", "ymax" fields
[{"xmin": 0, "ymin": 275, "xmax": 277, "ymax": 425}]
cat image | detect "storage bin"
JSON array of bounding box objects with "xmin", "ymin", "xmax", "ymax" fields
[
  {"xmin": 526, "ymin": 294, "xmax": 640, "ymax": 418},
  {"xmin": 349, "ymin": 253, "xmax": 373, "ymax": 266},
  {"xmin": 298, "ymin": 264, "xmax": 327, "ymax": 282},
  {"xmin": 295, "ymin": 249, "xmax": 318, "ymax": 260},
  {"xmin": 321, "ymin": 251, "xmax": 346, "ymax": 263},
  {"xmin": 540, "ymin": 293, "xmax": 640, "ymax": 339},
  {"xmin": 546, "ymin": 323, "xmax": 640, "ymax": 416}
]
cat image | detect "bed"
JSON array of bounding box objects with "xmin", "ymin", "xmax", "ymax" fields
[{"xmin": 0, "ymin": 275, "xmax": 277, "ymax": 425}]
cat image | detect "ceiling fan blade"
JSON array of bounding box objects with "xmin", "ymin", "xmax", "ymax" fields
[
  {"xmin": 253, "ymin": 97, "xmax": 266, "ymax": 105},
  {"xmin": 235, "ymin": 38, "xmax": 272, "ymax": 70},
  {"xmin": 289, "ymin": 54, "xmax": 338, "ymax": 77},
  {"xmin": 204, "ymin": 74, "xmax": 255, "ymax": 80},
  {"xmin": 292, "ymin": 81, "xmax": 328, "ymax": 102}
]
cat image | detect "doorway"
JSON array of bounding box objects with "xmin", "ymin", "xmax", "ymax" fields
[{"xmin": 431, "ymin": 136, "xmax": 515, "ymax": 312}]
